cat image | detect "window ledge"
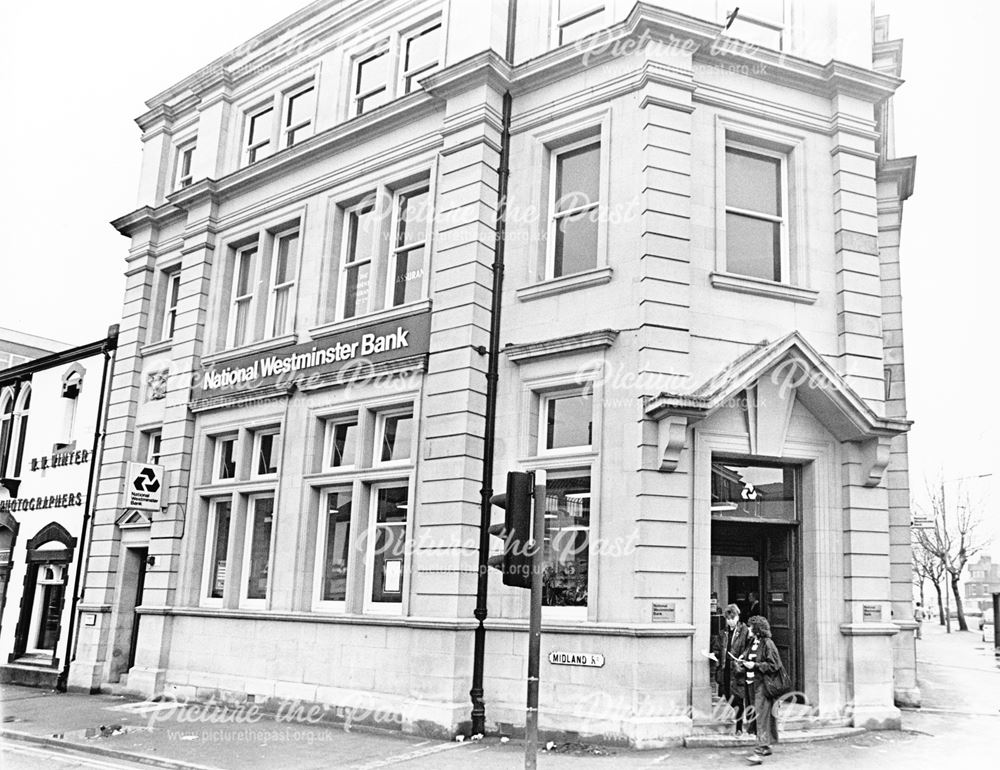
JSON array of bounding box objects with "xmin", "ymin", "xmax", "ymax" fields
[
  {"xmin": 308, "ymin": 299, "xmax": 431, "ymax": 341},
  {"xmin": 709, "ymin": 272, "xmax": 818, "ymax": 304},
  {"xmin": 202, "ymin": 334, "xmax": 298, "ymax": 366},
  {"xmin": 516, "ymin": 266, "xmax": 613, "ymax": 302},
  {"xmin": 139, "ymin": 338, "xmax": 174, "ymax": 357}
]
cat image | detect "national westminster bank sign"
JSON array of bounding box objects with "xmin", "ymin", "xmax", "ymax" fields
[{"xmin": 192, "ymin": 310, "xmax": 431, "ymax": 401}]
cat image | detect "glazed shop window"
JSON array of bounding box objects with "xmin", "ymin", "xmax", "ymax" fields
[
  {"xmin": 724, "ymin": 144, "xmax": 788, "ymax": 282},
  {"xmin": 367, "ymin": 483, "xmax": 409, "ymax": 609},
  {"xmin": 549, "ymin": 139, "xmax": 601, "ymax": 278},
  {"xmin": 539, "ymin": 390, "xmax": 593, "ymax": 453},
  {"xmin": 324, "ymin": 416, "xmax": 359, "ymax": 470},
  {"xmin": 556, "ymin": 0, "xmax": 605, "ymax": 44},
  {"xmin": 316, "ymin": 487, "xmax": 353, "ymax": 606},
  {"xmin": 542, "ymin": 471, "xmax": 590, "ymax": 610},
  {"xmin": 242, "ymin": 494, "xmax": 275, "ymax": 606},
  {"xmin": 387, "ymin": 185, "xmax": 429, "ymax": 308},
  {"xmin": 711, "ymin": 461, "xmax": 797, "ymax": 522},
  {"xmin": 213, "ymin": 435, "xmax": 238, "ymax": 481},
  {"xmin": 375, "ymin": 409, "xmax": 414, "ymax": 464},
  {"xmin": 252, "ymin": 428, "xmax": 280, "ymax": 477},
  {"xmin": 205, "ymin": 498, "xmax": 232, "ymax": 601}
]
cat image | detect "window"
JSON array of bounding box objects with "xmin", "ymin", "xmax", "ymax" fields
[
  {"xmin": 146, "ymin": 430, "xmax": 162, "ymax": 465},
  {"xmin": 353, "ymin": 49, "xmax": 390, "ymax": 115},
  {"xmin": 175, "ymin": 143, "xmax": 195, "ymax": 189},
  {"xmin": 376, "ymin": 410, "xmax": 413, "ymax": 464},
  {"xmin": 549, "ymin": 139, "xmax": 601, "ymax": 278},
  {"xmin": 0, "ymin": 386, "xmax": 29, "ymax": 478},
  {"xmin": 283, "ymin": 85, "xmax": 316, "ymax": 147},
  {"xmin": 253, "ymin": 429, "xmax": 280, "ymax": 476},
  {"xmin": 246, "ymin": 106, "xmax": 274, "ymax": 163},
  {"xmin": 723, "ymin": 0, "xmax": 784, "ymax": 49},
  {"xmin": 268, "ymin": 229, "xmax": 299, "ymax": 337},
  {"xmin": 367, "ymin": 484, "xmax": 408, "ymax": 607},
  {"xmin": 317, "ymin": 487, "xmax": 353, "ymax": 605},
  {"xmin": 242, "ymin": 494, "xmax": 274, "ymax": 604},
  {"xmin": 161, "ymin": 268, "xmax": 181, "ymax": 341},
  {"xmin": 540, "ymin": 391, "xmax": 593, "ymax": 453},
  {"xmin": 387, "ymin": 186, "xmax": 429, "ymax": 307},
  {"xmin": 213, "ymin": 436, "xmax": 237, "ymax": 481},
  {"xmin": 542, "ymin": 471, "xmax": 590, "ymax": 609},
  {"xmin": 710, "ymin": 461, "xmax": 797, "ymax": 522},
  {"xmin": 557, "ymin": 0, "xmax": 605, "ymax": 44},
  {"xmin": 205, "ymin": 499, "xmax": 231, "ymax": 601},
  {"xmin": 230, "ymin": 244, "xmax": 258, "ymax": 347},
  {"xmin": 724, "ymin": 145, "xmax": 787, "ymax": 282},
  {"xmin": 325, "ymin": 417, "xmax": 359, "ymax": 470},
  {"xmin": 339, "ymin": 203, "xmax": 377, "ymax": 320},
  {"xmin": 401, "ymin": 23, "xmax": 442, "ymax": 93}
]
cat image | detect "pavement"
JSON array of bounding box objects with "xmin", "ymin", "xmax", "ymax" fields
[{"xmin": 1, "ymin": 619, "xmax": 997, "ymax": 769}]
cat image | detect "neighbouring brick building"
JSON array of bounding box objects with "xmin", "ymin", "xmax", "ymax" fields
[
  {"xmin": 69, "ymin": 0, "xmax": 918, "ymax": 746},
  {"xmin": 965, "ymin": 556, "xmax": 1000, "ymax": 613}
]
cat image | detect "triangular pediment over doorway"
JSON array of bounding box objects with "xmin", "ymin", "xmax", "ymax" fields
[{"xmin": 643, "ymin": 332, "xmax": 910, "ymax": 486}]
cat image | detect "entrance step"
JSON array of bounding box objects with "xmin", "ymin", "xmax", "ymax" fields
[
  {"xmin": 0, "ymin": 662, "xmax": 60, "ymax": 689},
  {"xmin": 684, "ymin": 726, "xmax": 864, "ymax": 748},
  {"xmin": 106, "ymin": 674, "xmax": 131, "ymax": 697}
]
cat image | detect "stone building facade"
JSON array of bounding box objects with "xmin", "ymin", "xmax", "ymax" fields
[{"xmin": 69, "ymin": 0, "xmax": 918, "ymax": 746}]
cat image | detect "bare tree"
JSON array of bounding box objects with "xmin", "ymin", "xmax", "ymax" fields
[
  {"xmin": 914, "ymin": 478, "xmax": 990, "ymax": 632},
  {"xmin": 912, "ymin": 535, "xmax": 945, "ymax": 625}
]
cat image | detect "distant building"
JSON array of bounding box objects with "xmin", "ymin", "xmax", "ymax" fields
[
  {"xmin": 0, "ymin": 328, "xmax": 69, "ymax": 371},
  {"xmin": 965, "ymin": 556, "xmax": 1000, "ymax": 612}
]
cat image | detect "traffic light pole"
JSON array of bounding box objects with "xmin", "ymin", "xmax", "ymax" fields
[{"xmin": 525, "ymin": 470, "xmax": 545, "ymax": 770}]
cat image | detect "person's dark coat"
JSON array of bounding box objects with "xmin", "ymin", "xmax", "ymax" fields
[{"xmin": 711, "ymin": 622, "xmax": 750, "ymax": 686}]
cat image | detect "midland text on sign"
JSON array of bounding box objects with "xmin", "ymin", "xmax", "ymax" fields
[
  {"xmin": 547, "ymin": 651, "xmax": 606, "ymax": 668},
  {"xmin": 193, "ymin": 311, "xmax": 431, "ymax": 400}
]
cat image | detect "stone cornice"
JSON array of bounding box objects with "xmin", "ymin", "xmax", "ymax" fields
[
  {"xmin": 878, "ymin": 156, "xmax": 917, "ymax": 202},
  {"xmin": 421, "ymin": 50, "xmax": 513, "ymax": 99},
  {"xmin": 504, "ymin": 329, "xmax": 619, "ymax": 363}
]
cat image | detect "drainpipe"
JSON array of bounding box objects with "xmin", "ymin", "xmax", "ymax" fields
[
  {"xmin": 59, "ymin": 324, "xmax": 118, "ymax": 691},
  {"xmin": 470, "ymin": 0, "xmax": 517, "ymax": 737}
]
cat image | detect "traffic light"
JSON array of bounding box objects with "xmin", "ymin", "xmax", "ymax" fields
[{"xmin": 487, "ymin": 471, "xmax": 534, "ymax": 588}]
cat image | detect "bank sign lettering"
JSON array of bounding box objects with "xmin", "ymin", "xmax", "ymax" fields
[
  {"xmin": 194, "ymin": 312, "xmax": 431, "ymax": 400},
  {"xmin": 125, "ymin": 462, "xmax": 164, "ymax": 511}
]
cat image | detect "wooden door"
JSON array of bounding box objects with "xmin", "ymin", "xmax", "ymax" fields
[{"xmin": 763, "ymin": 526, "xmax": 798, "ymax": 690}]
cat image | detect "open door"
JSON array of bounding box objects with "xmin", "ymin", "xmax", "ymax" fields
[{"xmin": 763, "ymin": 526, "xmax": 799, "ymax": 691}]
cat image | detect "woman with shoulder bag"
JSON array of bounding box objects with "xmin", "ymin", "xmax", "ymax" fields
[{"xmin": 739, "ymin": 615, "xmax": 786, "ymax": 763}]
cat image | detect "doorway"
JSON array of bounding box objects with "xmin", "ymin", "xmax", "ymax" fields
[
  {"xmin": 709, "ymin": 460, "xmax": 803, "ymax": 694},
  {"xmin": 126, "ymin": 548, "xmax": 148, "ymax": 671}
]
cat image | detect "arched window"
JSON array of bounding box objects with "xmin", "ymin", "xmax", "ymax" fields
[
  {"xmin": 12, "ymin": 386, "xmax": 30, "ymax": 477},
  {"xmin": 0, "ymin": 387, "xmax": 15, "ymax": 477},
  {"xmin": 57, "ymin": 365, "xmax": 85, "ymax": 451}
]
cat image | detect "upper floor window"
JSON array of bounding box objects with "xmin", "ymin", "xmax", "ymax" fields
[
  {"xmin": 221, "ymin": 221, "xmax": 301, "ymax": 350},
  {"xmin": 354, "ymin": 49, "xmax": 391, "ymax": 115},
  {"xmin": 388, "ymin": 185, "xmax": 429, "ymax": 308},
  {"xmin": 549, "ymin": 139, "xmax": 601, "ymax": 279},
  {"xmin": 243, "ymin": 79, "xmax": 317, "ymax": 165},
  {"xmin": 0, "ymin": 385, "xmax": 30, "ymax": 478},
  {"xmin": 160, "ymin": 268, "xmax": 181, "ymax": 341},
  {"xmin": 268, "ymin": 228, "xmax": 299, "ymax": 337},
  {"xmin": 324, "ymin": 415, "xmax": 359, "ymax": 470},
  {"xmin": 175, "ymin": 142, "xmax": 195, "ymax": 189},
  {"xmin": 351, "ymin": 19, "xmax": 444, "ymax": 116},
  {"xmin": 253, "ymin": 428, "xmax": 280, "ymax": 477},
  {"xmin": 540, "ymin": 390, "xmax": 593, "ymax": 454},
  {"xmin": 376, "ymin": 409, "xmax": 414, "ymax": 465},
  {"xmin": 722, "ymin": 0, "xmax": 785, "ymax": 49},
  {"xmin": 146, "ymin": 430, "xmax": 163, "ymax": 465},
  {"xmin": 402, "ymin": 23, "xmax": 442, "ymax": 93},
  {"xmin": 557, "ymin": 0, "xmax": 605, "ymax": 44},
  {"xmin": 724, "ymin": 144, "xmax": 787, "ymax": 282},
  {"xmin": 213, "ymin": 435, "xmax": 238, "ymax": 482},
  {"xmin": 339, "ymin": 203, "xmax": 377, "ymax": 320}
]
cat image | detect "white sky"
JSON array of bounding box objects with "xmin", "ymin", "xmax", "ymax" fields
[{"xmin": 0, "ymin": 1, "xmax": 995, "ymax": 552}]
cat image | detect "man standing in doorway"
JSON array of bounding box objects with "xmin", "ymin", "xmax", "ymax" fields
[
  {"xmin": 711, "ymin": 604, "xmax": 751, "ymax": 735},
  {"xmin": 748, "ymin": 592, "xmax": 761, "ymax": 618}
]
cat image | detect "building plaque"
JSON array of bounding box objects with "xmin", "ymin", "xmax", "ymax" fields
[
  {"xmin": 652, "ymin": 602, "xmax": 676, "ymax": 622},
  {"xmin": 862, "ymin": 604, "xmax": 882, "ymax": 622}
]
